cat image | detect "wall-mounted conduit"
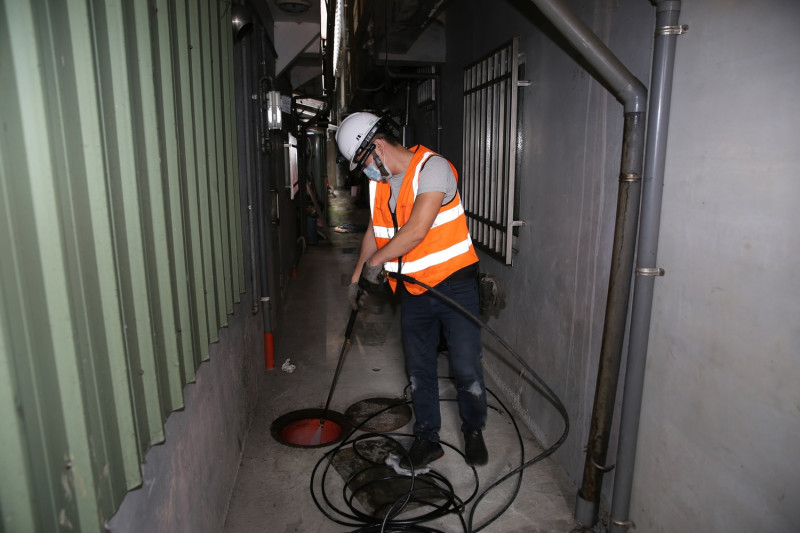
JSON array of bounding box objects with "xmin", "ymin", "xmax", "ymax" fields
[
  {"xmin": 609, "ymin": 2, "xmax": 684, "ymax": 530},
  {"xmin": 521, "ymin": 0, "xmax": 683, "ymax": 528},
  {"xmin": 520, "ymin": 0, "xmax": 647, "ymax": 527}
]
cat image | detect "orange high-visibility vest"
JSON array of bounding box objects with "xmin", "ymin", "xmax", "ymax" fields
[{"xmin": 370, "ymin": 145, "xmax": 478, "ymax": 295}]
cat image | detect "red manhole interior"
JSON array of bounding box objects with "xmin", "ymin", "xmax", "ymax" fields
[{"xmin": 280, "ymin": 418, "xmax": 344, "ymax": 446}]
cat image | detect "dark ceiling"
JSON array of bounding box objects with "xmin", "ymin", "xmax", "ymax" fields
[{"xmin": 244, "ymin": 0, "xmax": 449, "ymax": 103}]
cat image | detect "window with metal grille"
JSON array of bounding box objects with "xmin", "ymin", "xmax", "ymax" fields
[{"xmin": 461, "ymin": 37, "xmax": 525, "ymax": 265}]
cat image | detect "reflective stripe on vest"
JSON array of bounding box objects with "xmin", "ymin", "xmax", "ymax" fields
[
  {"xmin": 373, "ymin": 202, "xmax": 466, "ymax": 240},
  {"xmin": 369, "ymin": 146, "xmax": 478, "ymax": 294},
  {"xmin": 382, "ymin": 236, "xmax": 474, "ymax": 274}
]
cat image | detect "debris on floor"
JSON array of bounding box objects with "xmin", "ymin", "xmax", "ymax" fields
[{"xmin": 333, "ymin": 223, "xmax": 367, "ymax": 233}]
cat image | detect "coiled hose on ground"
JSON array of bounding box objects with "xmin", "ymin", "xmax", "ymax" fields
[{"xmin": 309, "ymin": 271, "xmax": 570, "ymax": 532}]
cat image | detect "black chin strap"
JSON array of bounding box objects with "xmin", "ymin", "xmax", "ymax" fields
[{"xmin": 372, "ymin": 153, "xmax": 390, "ymax": 177}]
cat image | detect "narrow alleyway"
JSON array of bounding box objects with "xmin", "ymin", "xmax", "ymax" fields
[{"xmin": 223, "ymin": 188, "xmax": 585, "ymax": 532}]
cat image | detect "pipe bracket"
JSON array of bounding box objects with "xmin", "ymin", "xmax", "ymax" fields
[
  {"xmin": 655, "ymin": 24, "xmax": 688, "ymax": 36},
  {"xmin": 611, "ymin": 518, "xmax": 636, "ymax": 529},
  {"xmin": 635, "ymin": 267, "xmax": 665, "ymax": 276},
  {"xmin": 590, "ymin": 457, "xmax": 616, "ymax": 473},
  {"xmin": 619, "ymin": 173, "xmax": 640, "ymax": 183}
]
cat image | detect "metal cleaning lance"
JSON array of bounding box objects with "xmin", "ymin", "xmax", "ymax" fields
[{"xmin": 309, "ymin": 292, "xmax": 362, "ymax": 446}]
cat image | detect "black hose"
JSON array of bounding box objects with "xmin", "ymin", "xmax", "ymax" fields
[
  {"xmin": 310, "ymin": 391, "xmax": 514, "ymax": 532},
  {"xmin": 309, "ymin": 271, "xmax": 570, "ymax": 532},
  {"xmin": 388, "ymin": 272, "xmax": 570, "ymax": 427},
  {"xmin": 386, "ymin": 272, "xmax": 570, "ymax": 531}
]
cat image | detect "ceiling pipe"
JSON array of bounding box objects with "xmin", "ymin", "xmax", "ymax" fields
[
  {"xmin": 609, "ymin": 2, "xmax": 684, "ymax": 531},
  {"xmin": 521, "ymin": 0, "xmax": 647, "ymax": 527}
]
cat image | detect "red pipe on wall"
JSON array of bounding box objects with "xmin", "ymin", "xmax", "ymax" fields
[{"xmin": 265, "ymin": 332, "xmax": 274, "ymax": 370}]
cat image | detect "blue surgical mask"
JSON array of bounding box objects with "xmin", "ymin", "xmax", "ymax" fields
[{"xmin": 363, "ymin": 163, "xmax": 382, "ymax": 182}]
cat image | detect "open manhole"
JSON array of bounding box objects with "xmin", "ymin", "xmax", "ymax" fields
[
  {"xmin": 271, "ymin": 408, "xmax": 351, "ymax": 448},
  {"xmin": 344, "ymin": 397, "xmax": 412, "ymax": 433}
]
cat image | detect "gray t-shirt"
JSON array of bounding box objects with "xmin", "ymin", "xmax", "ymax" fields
[{"xmin": 388, "ymin": 155, "xmax": 457, "ymax": 211}]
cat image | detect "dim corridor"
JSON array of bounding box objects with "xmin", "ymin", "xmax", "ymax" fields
[{"xmin": 222, "ymin": 188, "xmax": 587, "ymax": 532}]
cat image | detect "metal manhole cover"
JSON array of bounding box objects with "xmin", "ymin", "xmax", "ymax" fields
[{"xmin": 344, "ymin": 397, "xmax": 412, "ymax": 433}]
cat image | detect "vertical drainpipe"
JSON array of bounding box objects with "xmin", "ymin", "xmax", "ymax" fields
[
  {"xmin": 522, "ymin": 0, "xmax": 646, "ymax": 527},
  {"xmin": 435, "ymin": 66, "xmax": 442, "ymax": 152},
  {"xmin": 403, "ymin": 81, "xmax": 410, "ymax": 146},
  {"xmin": 257, "ymin": 44, "xmax": 275, "ymax": 371},
  {"xmin": 258, "ymin": 129, "xmax": 275, "ymax": 371},
  {"xmin": 241, "ymin": 37, "xmax": 259, "ymax": 315},
  {"xmin": 609, "ymin": 2, "xmax": 683, "ymax": 531},
  {"xmin": 576, "ymin": 112, "xmax": 644, "ymax": 526}
]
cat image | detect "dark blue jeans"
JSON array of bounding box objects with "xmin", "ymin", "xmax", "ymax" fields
[{"xmin": 400, "ymin": 277, "xmax": 487, "ymax": 442}]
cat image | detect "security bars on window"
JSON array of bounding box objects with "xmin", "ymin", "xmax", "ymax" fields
[{"xmin": 462, "ymin": 38, "xmax": 525, "ymax": 265}]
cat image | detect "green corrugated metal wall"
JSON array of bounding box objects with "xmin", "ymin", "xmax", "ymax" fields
[{"xmin": 0, "ymin": 0, "xmax": 244, "ymax": 530}]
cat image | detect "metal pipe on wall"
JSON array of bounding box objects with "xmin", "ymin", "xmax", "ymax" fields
[
  {"xmin": 529, "ymin": 0, "xmax": 646, "ymax": 113},
  {"xmin": 239, "ymin": 34, "xmax": 259, "ymax": 315},
  {"xmin": 403, "ymin": 81, "xmax": 410, "ymax": 146},
  {"xmin": 576, "ymin": 110, "xmax": 644, "ymax": 526},
  {"xmin": 435, "ymin": 66, "xmax": 442, "ymax": 152},
  {"xmin": 523, "ymin": 0, "xmax": 646, "ymax": 526},
  {"xmin": 256, "ymin": 129, "xmax": 275, "ymax": 371},
  {"xmin": 257, "ymin": 47, "xmax": 276, "ymax": 370},
  {"xmin": 609, "ymin": 2, "xmax": 683, "ymax": 531}
]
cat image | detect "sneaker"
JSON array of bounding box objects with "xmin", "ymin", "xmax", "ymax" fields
[
  {"xmin": 464, "ymin": 429, "xmax": 488, "ymax": 466},
  {"xmin": 399, "ymin": 438, "xmax": 444, "ymax": 470}
]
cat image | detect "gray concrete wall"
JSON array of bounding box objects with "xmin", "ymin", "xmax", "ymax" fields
[
  {"xmin": 441, "ymin": 0, "xmax": 800, "ymax": 530},
  {"xmin": 442, "ymin": 0, "xmax": 652, "ymax": 498},
  {"xmin": 632, "ymin": 1, "xmax": 800, "ymax": 530}
]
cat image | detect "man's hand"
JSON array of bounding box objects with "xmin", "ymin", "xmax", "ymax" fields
[
  {"xmin": 348, "ymin": 283, "xmax": 367, "ymax": 310},
  {"xmin": 360, "ymin": 261, "xmax": 385, "ymax": 286}
]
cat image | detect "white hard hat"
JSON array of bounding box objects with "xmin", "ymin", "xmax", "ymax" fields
[{"xmin": 335, "ymin": 112, "xmax": 381, "ymax": 171}]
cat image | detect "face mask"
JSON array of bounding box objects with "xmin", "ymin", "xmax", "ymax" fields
[{"xmin": 363, "ymin": 162, "xmax": 383, "ymax": 182}]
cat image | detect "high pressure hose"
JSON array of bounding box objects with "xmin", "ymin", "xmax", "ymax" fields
[
  {"xmin": 385, "ymin": 271, "xmax": 570, "ymax": 437},
  {"xmin": 387, "ymin": 271, "xmax": 571, "ymax": 530},
  {"xmin": 309, "ymin": 270, "xmax": 570, "ymax": 532}
]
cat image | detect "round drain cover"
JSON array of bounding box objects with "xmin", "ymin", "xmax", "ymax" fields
[
  {"xmin": 271, "ymin": 408, "xmax": 350, "ymax": 448},
  {"xmin": 344, "ymin": 397, "xmax": 412, "ymax": 433}
]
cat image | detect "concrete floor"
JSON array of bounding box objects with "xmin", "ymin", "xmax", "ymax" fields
[{"xmin": 223, "ymin": 189, "xmax": 589, "ymax": 533}]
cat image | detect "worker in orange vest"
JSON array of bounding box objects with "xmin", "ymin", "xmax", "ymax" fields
[{"xmin": 336, "ymin": 112, "xmax": 488, "ymax": 469}]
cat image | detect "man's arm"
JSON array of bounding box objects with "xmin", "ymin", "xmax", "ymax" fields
[
  {"xmin": 352, "ymin": 220, "xmax": 378, "ymax": 283},
  {"xmin": 367, "ymin": 191, "xmax": 445, "ymax": 267}
]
